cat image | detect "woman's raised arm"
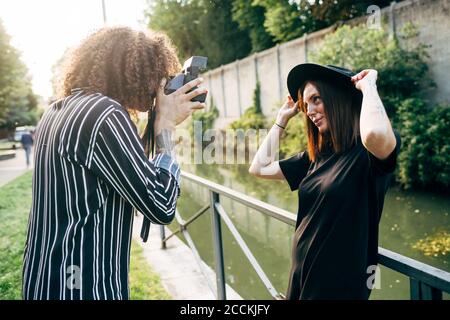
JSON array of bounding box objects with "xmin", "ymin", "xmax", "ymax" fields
[
  {"xmin": 353, "ymin": 69, "xmax": 397, "ymax": 160},
  {"xmin": 249, "ymin": 96, "xmax": 299, "ymax": 179}
]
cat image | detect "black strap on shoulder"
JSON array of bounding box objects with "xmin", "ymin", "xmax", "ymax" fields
[{"xmin": 140, "ymin": 107, "xmax": 157, "ymax": 242}]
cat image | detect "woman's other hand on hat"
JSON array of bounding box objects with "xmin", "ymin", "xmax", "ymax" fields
[
  {"xmin": 276, "ymin": 95, "xmax": 300, "ymax": 128},
  {"xmin": 352, "ymin": 69, "xmax": 378, "ymax": 92}
]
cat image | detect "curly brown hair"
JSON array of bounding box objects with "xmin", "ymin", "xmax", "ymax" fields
[{"xmin": 58, "ymin": 26, "xmax": 181, "ymax": 112}]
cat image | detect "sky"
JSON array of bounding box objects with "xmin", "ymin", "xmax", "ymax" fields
[{"xmin": 0, "ymin": 0, "xmax": 149, "ymax": 100}]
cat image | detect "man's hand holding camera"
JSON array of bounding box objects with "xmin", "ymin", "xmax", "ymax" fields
[{"xmin": 154, "ymin": 77, "xmax": 207, "ymax": 156}]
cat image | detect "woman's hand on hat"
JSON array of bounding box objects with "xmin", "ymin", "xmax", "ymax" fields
[
  {"xmin": 276, "ymin": 95, "xmax": 300, "ymax": 128},
  {"xmin": 352, "ymin": 69, "xmax": 378, "ymax": 92},
  {"xmin": 155, "ymin": 77, "xmax": 207, "ymax": 132}
]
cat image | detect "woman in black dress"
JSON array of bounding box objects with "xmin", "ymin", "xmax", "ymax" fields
[{"xmin": 249, "ymin": 63, "xmax": 400, "ymax": 299}]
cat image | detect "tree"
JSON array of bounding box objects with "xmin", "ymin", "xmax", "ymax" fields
[
  {"xmin": 199, "ymin": 0, "xmax": 251, "ymax": 68},
  {"xmin": 299, "ymin": 0, "xmax": 391, "ymax": 25},
  {"xmin": 146, "ymin": 0, "xmax": 203, "ymax": 63},
  {"xmin": 253, "ymin": 0, "xmax": 391, "ymax": 43},
  {"xmin": 146, "ymin": 0, "xmax": 251, "ymax": 69},
  {"xmin": 0, "ymin": 19, "xmax": 38, "ymax": 129},
  {"xmin": 231, "ymin": 0, "xmax": 274, "ymax": 52},
  {"xmin": 292, "ymin": 1, "xmax": 391, "ymax": 36},
  {"xmin": 51, "ymin": 47, "xmax": 72, "ymax": 99},
  {"xmin": 254, "ymin": 0, "xmax": 304, "ymax": 42}
]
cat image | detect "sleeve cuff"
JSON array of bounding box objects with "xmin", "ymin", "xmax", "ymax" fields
[{"xmin": 153, "ymin": 153, "xmax": 181, "ymax": 185}]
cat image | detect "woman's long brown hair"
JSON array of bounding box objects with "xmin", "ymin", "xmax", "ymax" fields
[{"xmin": 298, "ymin": 80, "xmax": 362, "ymax": 162}]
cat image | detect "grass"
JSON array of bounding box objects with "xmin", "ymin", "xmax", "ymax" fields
[
  {"xmin": 0, "ymin": 171, "xmax": 171, "ymax": 300},
  {"xmin": 129, "ymin": 241, "xmax": 171, "ymax": 300},
  {"xmin": 0, "ymin": 140, "xmax": 19, "ymax": 150},
  {"xmin": 0, "ymin": 140, "xmax": 19, "ymax": 156},
  {"xmin": 0, "ymin": 171, "xmax": 32, "ymax": 299}
]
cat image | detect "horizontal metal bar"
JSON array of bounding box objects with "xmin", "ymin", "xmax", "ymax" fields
[
  {"xmin": 378, "ymin": 247, "xmax": 450, "ymax": 293},
  {"xmin": 215, "ymin": 202, "xmax": 279, "ymax": 298},
  {"xmin": 182, "ymin": 171, "xmax": 296, "ymax": 225}
]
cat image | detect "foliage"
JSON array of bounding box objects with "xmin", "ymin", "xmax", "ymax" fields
[
  {"xmin": 297, "ymin": 0, "xmax": 391, "ymax": 33},
  {"xmin": 397, "ymin": 98, "xmax": 450, "ymax": 190},
  {"xmin": 253, "ymin": 80, "xmax": 262, "ymax": 114},
  {"xmin": 229, "ymin": 106, "xmax": 267, "ymax": 131},
  {"xmin": 245, "ymin": 0, "xmax": 391, "ymax": 44},
  {"xmin": 253, "ymin": 0, "xmax": 304, "ymax": 42},
  {"xmin": 129, "ymin": 241, "xmax": 172, "ymax": 300},
  {"xmin": 230, "ymin": 81, "xmax": 266, "ymax": 130},
  {"xmin": 146, "ymin": 0, "xmax": 251, "ymax": 69},
  {"xmin": 231, "ymin": 0, "xmax": 274, "ymax": 52},
  {"xmin": 0, "ymin": 19, "xmax": 38, "ymax": 129},
  {"xmin": 279, "ymin": 113, "xmax": 308, "ymax": 158},
  {"xmin": 189, "ymin": 95, "xmax": 219, "ymax": 139},
  {"xmin": 145, "ymin": 1, "xmax": 393, "ymax": 63},
  {"xmin": 0, "ymin": 171, "xmax": 33, "ymax": 299}
]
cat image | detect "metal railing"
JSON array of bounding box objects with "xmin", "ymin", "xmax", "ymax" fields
[{"xmin": 159, "ymin": 171, "xmax": 450, "ymax": 300}]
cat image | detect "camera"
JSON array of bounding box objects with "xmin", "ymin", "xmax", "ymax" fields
[{"xmin": 164, "ymin": 56, "xmax": 208, "ymax": 102}]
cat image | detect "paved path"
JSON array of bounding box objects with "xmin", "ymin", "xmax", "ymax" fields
[
  {"xmin": 133, "ymin": 214, "xmax": 242, "ymax": 300},
  {"xmin": 0, "ymin": 148, "xmax": 32, "ymax": 187}
]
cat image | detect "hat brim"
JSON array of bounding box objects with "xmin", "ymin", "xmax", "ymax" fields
[{"xmin": 287, "ymin": 63, "xmax": 360, "ymax": 103}]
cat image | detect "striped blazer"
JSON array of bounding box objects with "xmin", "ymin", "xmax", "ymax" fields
[{"xmin": 22, "ymin": 89, "xmax": 180, "ymax": 300}]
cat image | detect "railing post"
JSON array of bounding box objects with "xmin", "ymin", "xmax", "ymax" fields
[
  {"xmin": 210, "ymin": 190, "xmax": 226, "ymax": 300},
  {"xmin": 160, "ymin": 225, "xmax": 167, "ymax": 249},
  {"xmin": 410, "ymin": 278, "xmax": 421, "ymax": 300},
  {"xmin": 420, "ymin": 282, "xmax": 443, "ymax": 300},
  {"xmin": 410, "ymin": 278, "xmax": 443, "ymax": 300}
]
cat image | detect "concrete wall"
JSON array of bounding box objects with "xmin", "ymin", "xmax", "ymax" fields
[{"xmin": 201, "ymin": 0, "xmax": 450, "ymax": 129}]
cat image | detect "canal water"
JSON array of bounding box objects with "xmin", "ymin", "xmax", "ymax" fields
[{"xmin": 171, "ymin": 163, "xmax": 449, "ymax": 300}]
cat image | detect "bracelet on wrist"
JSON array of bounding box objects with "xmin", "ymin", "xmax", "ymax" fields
[{"xmin": 275, "ymin": 122, "xmax": 286, "ymax": 130}]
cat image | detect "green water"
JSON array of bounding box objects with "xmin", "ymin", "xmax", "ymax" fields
[{"xmin": 172, "ymin": 163, "xmax": 450, "ymax": 300}]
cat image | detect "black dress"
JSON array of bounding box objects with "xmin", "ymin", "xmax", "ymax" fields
[{"xmin": 279, "ymin": 132, "xmax": 401, "ymax": 300}]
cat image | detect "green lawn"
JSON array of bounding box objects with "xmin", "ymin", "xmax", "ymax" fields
[
  {"xmin": 0, "ymin": 171, "xmax": 171, "ymax": 300},
  {"xmin": 0, "ymin": 141, "xmax": 19, "ymax": 150},
  {"xmin": 0, "ymin": 140, "xmax": 19, "ymax": 157}
]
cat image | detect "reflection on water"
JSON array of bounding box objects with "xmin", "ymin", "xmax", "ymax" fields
[{"xmin": 173, "ymin": 163, "xmax": 450, "ymax": 300}]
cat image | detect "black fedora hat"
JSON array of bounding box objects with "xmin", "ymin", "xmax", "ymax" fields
[{"xmin": 287, "ymin": 63, "xmax": 362, "ymax": 103}]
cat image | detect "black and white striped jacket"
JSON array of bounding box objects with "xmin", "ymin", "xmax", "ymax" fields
[{"xmin": 22, "ymin": 89, "xmax": 180, "ymax": 300}]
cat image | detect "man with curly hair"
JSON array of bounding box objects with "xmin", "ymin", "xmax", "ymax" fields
[{"xmin": 22, "ymin": 27, "xmax": 207, "ymax": 300}]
